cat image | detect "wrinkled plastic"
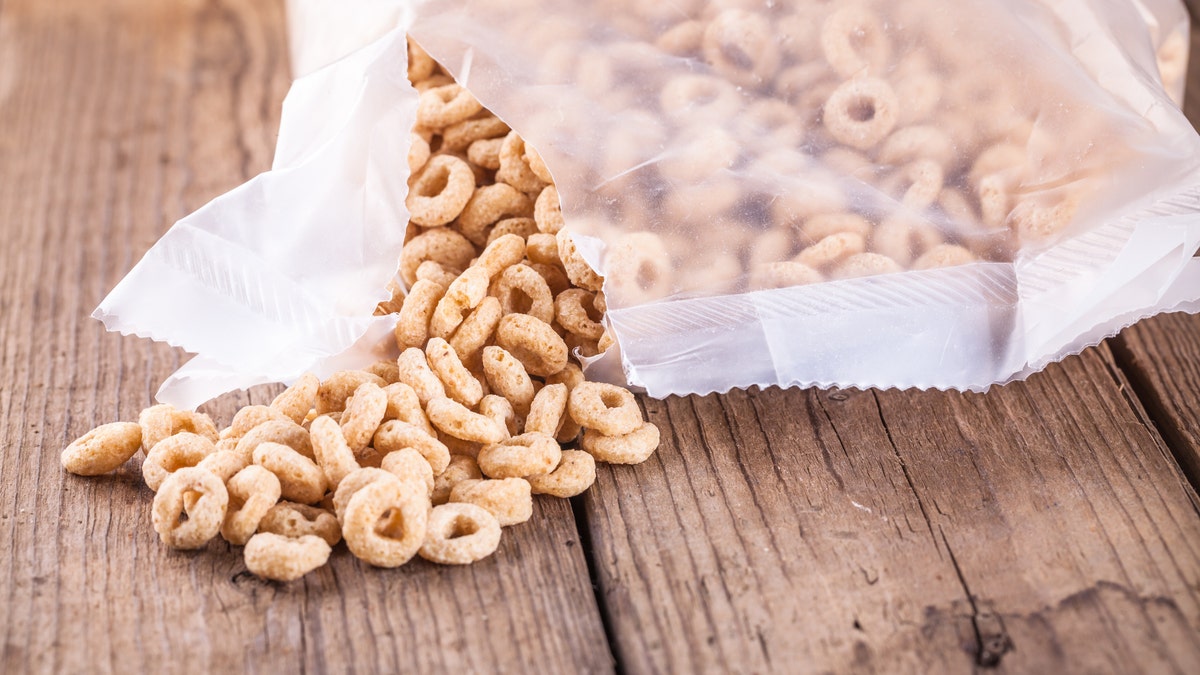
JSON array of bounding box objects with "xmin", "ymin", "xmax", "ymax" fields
[{"xmin": 97, "ymin": 0, "xmax": 1200, "ymax": 408}]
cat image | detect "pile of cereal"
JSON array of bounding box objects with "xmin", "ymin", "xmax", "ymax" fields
[{"xmin": 59, "ymin": 42, "xmax": 659, "ymax": 582}]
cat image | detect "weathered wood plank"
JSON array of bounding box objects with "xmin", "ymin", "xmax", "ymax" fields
[
  {"xmin": 0, "ymin": 1, "xmax": 612, "ymax": 672},
  {"xmin": 584, "ymin": 346, "xmax": 1200, "ymax": 673}
]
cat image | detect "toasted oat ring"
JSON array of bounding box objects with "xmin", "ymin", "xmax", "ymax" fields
[
  {"xmin": 441, "ymin": 114, "xmax": 510, "ymax": 152},
  {"xmin": 407, "ymin": 38, "xmax": 435, "ymax": 82},
  {"xmin": 333, "ymin": 467, "xmax": 401, "ymax": 522},
  {"xmin": 396, "ymin": 348, "xmax": 448, "ymax": 407},
  {"xmin": 400, "ymin": 228, "xmax": 476, "ymax": 286},
  {"xmin": 525, "ymin": 383, "xmax": 568, "ymax": 437},
  {"xmin": 432, "ymin": 455, "xmax": 482, "ymax": 506},
  {"xmin": 603, "ymin": 232, "xmax": 674, "ymax": 306},
  {"xmin": 1008, "ymin": 195, "xmax": 1079, "ymax": 244},
  {"xmin": 408, "ymin": 131, "xmax": 432, "ymax": 174},
  {"xmin": 341, "ymin": 382, "xmax": 388, "ymax": 453},
  {"xmin": 799, "ymin": 213, "xmax": 872, "ymax": 246},
  {"xmin": 527, "ymin": 450, "xmax": 596, "ymax": 498},
  {"xmin": 449, "ymin": 478, "xmax": 532, "ymax": 527},
  {"xmin": 138, "ymin": 404, "xmax": 219, "ymax": 451},
  {"xmin": 416, "ymin": 84, "xmax": 483, "ymax": 128},
  {"xmin": 309, "ymin": 415, "xmax": 359, "ymax": 490},
  {"xmin": 427, "ymin": 397, "xmax": 508, "ymax": 445},
  {"xmin": 879, "ymin": 126, "xmax": 956, "ymax": 169},
  {"xmin": 343, "ymin": 479, "xmax": 430, "ymax": 567},
  {"xmin": 467, "ymin": 137, "xmax": 503, "ymax": 170},
  {"xmin": 820, "ymin": 5, "xmax": 891, "ymax": 78},
  {"xmin": 448, "ymin": 296, "xmax": 503, "ymax": 366},
  {"xmin": 659, "ymin": 74, "xmax": 741, "ymax": 121},
  {"xmin": 834, "ymin": 253, "xmax": 904, "ymax": 280},
  {"xmin": 243, "ymin": 532, "xmax": 331, "ymax": 582},
  {"xmin": 524, "ymin": 232, "xmax": 560, "ymax": 267},
  {"xmin": 143, "ymin": 432, "xmax": 217, "ymax": 492},
  {"xmin": 383, "ymin": 382, "xmax": 436, "ymax": 436},
  {"xmin": 487, "ymin": 217, "xmax": 538, "ymax": 246},
  {"xmin": 61, "ymin": 422, "xmax": 143, "ymax": 476},
  {"xmin": 913, "ymin": 244, "xmax": 976, "ymax": 271},
  {"xmin": 151, "ymin": 466, "xmax": 228, "ymax": 550},
  {"xmin": 253, "ymin": 441, "xmax": 328, "ymax": 505},
  {"xmin": 415, "ymin": 260, "xmax": 459, "ymax": 288},
  {"xmin": 495, "ymin": 264, "xmax": 555, "ymax": 324},
  {"xmin": 226, "ymin": 405, "xmax": 292, "ymax": 442},
  {"xmin": 545, "ymin": 363, "xmax": 584, "ymax": 443},
  {"xmin": 977, "ymin": 174, "xmax": 1012, "ymax": 228},
  {"xmin": 495, "ymin": 313, "xmax": 569, "ymax": 378},
  {"xmin": 478, "ymin": 432, "xmax": 561, "ymax": 479},
  {"xmin": 524, "ymin": 143, "xmax": 552, "ymax": 183},
  {"xmin": 315, "ymin": 370, "xmax": 388, "ymax": 415},
  {"xmin": 221, "ymin": 465, "xmax": 282, "ymax": 546},
  {"xmin": 702, "ymin": 8, "xmax": 780, "ymax": 88},
  {"xmin": 871, "ymin": 217, "xmax": 944, "ymax": 267},
  {"xmin": 196, "ymin": 449, "xmax": 251, "ymax": 483},
  {"xmin": 407, "ymin": 154, "xmax": 476, "ymax": 227},
  {"xmin": 568, "ymin": 382, "xmax": 642, "ymax": 436},
  {"xmin": 581, "ymin": 422, "xmax": 661, "ymax": 465},
  {"xmin": 530, "ymin": 263, "xmax": 571, "ymax": 298},
  {"xmin": 477, "ymin": 395, "xmax": 518, "ymax": 438},
  {"xmin": 456, "ymin": 184, "xmax": 535, "ymax": 247},
  {"xmin": 270, "ymin": 372, "xmax": 320, "ymax": 425},
  {"xmin": 892, "ymin": 159, "xmax": 944, "ymax": 210},
  {"xmin": 235, "ymin": 419, "xmax": 316, "ymax": 462},
  {"xmin": 475, "ymin": 233, "xmax": 527, "ymax": 278},
  {"xmin": 823, "ymin": 77, "xmax": 898, "ymax": 151},
  {"xmin": 373, "ymin": 420, "xmax": 451, "ymax": 474},
  {"xmin": 555, "ymin": 230, "xmax": 604, "ymax": 292},
  {"xmin": 258, "ymin": 501, "xmax": 341, "ymax": 547},
  {"xmin": 426, "ymin": 337, "xmax": 484, "ymax": 408},
  {"xmin": 751, "ymin": 260, "xmax": 821, "ymax": 291},
  {"xmin": 381, "ymin": 447, "xmax": 435, "ymax": 497},
  {"xmin": 533, "ymin": 185, "xmax": 564, "ymax": 235},
  {"xmin": 419, "ymin": 503, "xmax": 502, "ymax": 565},
  {"xmin": 496, "ymin": 132, "xmax": 547, "ymax": 193},
  {"xmin": 554, "ymin": 289, "xmax": 604, "ymax": 341},
  {"xmin": 430, "ymin": 266, "xmax": 490, "ymax": 340},
  {"xmin": 394, "ymin": 278, "xmax": 446, "ymax": 351},
  {"xmin": 413, "ymin": 73, "xmax": 454, "ymax": 93},
  {"xmin": 794, "ymin": 232, "xmax": 867, "ymax": 272}
]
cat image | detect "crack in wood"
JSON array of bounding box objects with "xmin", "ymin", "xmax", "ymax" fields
[{"xmin": 939, "ymin": 526, "xmax": 1013, "ymax": 669}]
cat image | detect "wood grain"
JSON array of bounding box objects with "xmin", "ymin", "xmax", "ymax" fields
[
  {"xmin": 584, "ymin": 347, "xmax": 1200, "ymax": 673},
  {"xmin": 0, "ymin": 1, "xmax": 611, "ymax": 673}
]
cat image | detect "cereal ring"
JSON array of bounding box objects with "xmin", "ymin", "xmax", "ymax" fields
[
  {"xmin": 568, "ymin": 382, "xmax": 642, "ymax": 436},
  {"xmin": 449, "ymin": 478, "xmax": 532, "ymax": 527},
  {"xmin": 774, "ymin": 61, "xmax": 830, "ymax": 106},
  {"xmin": 554, "ymin": 289, "xmax": 604, "ymax": 341},
  {"xmin": 495, "ymin": 264, "xmax": 554, "ymax": 324},
  {"xmin": 419, "ymin": 503, "xmax": 502, "ymax": 565},
  {"xmin": 658, "ymin": 125, "xmax": 739, "ymax": 183},
  {"xmin": 833, "ymin": 253, "xmax": 904, "ymax": 280},
  {"xmin": 977, "ymin": 174, "xmax": 1013, "ymax": 228},
  {"xmin": 495, "ymin": 313, "xmax": 569, "ymax": 379},
  {"xmin": 486, "ymin": 217, "xmax": 539, "ymax": 246},
  {"xmin": 893, "ymin": 67, "xmax": 943, "ymax": 127},
  {"xmin": 315, "ymin": 370, "xmax": 387, "ymax": 415},
  {"xmin": 396, "ymin": 348, "xmax": 448, "ymax": 407},
  {"xmin": 221, "ymin": 465, "xmax": 282, "ymax": 546},
  {"xmin": 655, "ymin": 19, "xmax": 705, "ymax": 56},
  {"xmin": 477, "ymin": 395, "xmax": 519, "ymax": 438},
  {"xmin": 556, "ymin": 230, "xmax": 604, "ymax": 292},
  {"xmin": 478, "ymin": 432, "xmax": 561, "ymax": 479},
  {"xmin": 545, "ymin": 363, "xmax": 584, "ymax": 443},
  {"xmin": 227, "ymin": 405, "xmax": 292, "ymax": 441},
  {"xmin": 456, "ymin": 184, "xmax": 534, "ymax": 247},
  {"xmin": 938, "ymin": 189, "xmax": 978, "ymax": 228},
  {"xmin": 407, "ymin": 38, "xmax": 435, "ymax": 83},
  {"xmin": 138, "ymin": 404, "xmax": 218, "ymax": 451},
  {"xmin": 332, "ymin": 467, "xmax": 401, "ymax": 522},
  {"xmin": 799, "ymin": 213, "xmax": 872, "ymax": 246},
  {"xmin": 439, "ymin": 432, "xmax": 482, "ymax": 461},
  {"xmin": 343, "ymin": 479, "xmax": 430, "ymax": 567},
  {"xmin": 415, "ymin": 260, "xmax": 460, "ymax": 288},
  {"xmin": 142, "ymin": 432, "xmax": 217, "ymax": 492},
  {"xmin": 441, "ymin": 114, "xmax": 510, "ymax": 153},
  {"xmin": 408, "ymin": 131, "xmax": 431, "ymax": 174},
  {"xmin": 475, "ymin": 233, "xmax": 527, "ymax": 278},
  {"xmin": 1008, "ymin": 195, "xmax": 1079, "ymax": 245},
  {"xmin": 823, "ymin": 77, "xmax": 898, "ymax": 151},
  {"xmin": 496, "ymin": 132, "xmax": 547, "ymax": 193},
  {"xmin": 747, "ymin": 228, "xmax": 793, "ymax": 269},
  {"xmin": 381, "ymin": 447, "xmax": 435, "ymax": 497},
  {"xmin": 581, "ymin": 422, "xmax": 661, "ymax": 465},
  {"xmin": 659, "ymin": 74, "xmax": 741, "ymax": 121},
  {"xmin": 871, "ymin": 217, "xmax": 944, "ymax": 266},
  {"xmin": 394, "ymin": 278, "xmax": 445, "ymax": 351},
  {"xmin": 427, "ymin": 397, "xmax": 508, "ymax": 445},
  {"xmin": 270, "ymin": 372, "xmax": 320, "ymax": 425},
  {"xmin": 253, "ymin": 441, "xmax": 328, "ymax": 505},
  {"xmin": 425, "ymin": 337, "xmax": 484, "ymax": 408},
  {"xmin": 383, "ymin": 382, "xmax": 436, "ymax": 436},
  {"xmin": 373, "ymin": 420, "xmax": 451, "ymax": 474},
  {"xmin": 448, "ymin": 296, "xmax": 503, "ymax": 366},
  {"xmin": 61, "ymin": 422, "xmax": 142, "ymax": 476},
  {"xmin": 341, "ymin": 382, "xmax": 388, "ymax": 453},
  {"xmin": 913, "ymin": 244, "xmax": 976, "ymax": 271},
  {"xmin": 235, "ymin": 419, "xmax": 315, "ymax": 462},
  {"xmin": 526, "ymin": 450, "xmax": 596, "ymax": 499},
  {"xmin": 878, "ymin": 126, "xmax": 956, "ymax": 169},
  {"xmin": 196, "ymin": 448, "xmax": 250, "ymax": 483},
  {"xmin": 970, "ymin": 144, "xmax": 1026, "ymax": 188},
  {"xmin": 820, "ymin": 5, "xmax": 890, "ymax": 78},
  {"xmin": 885, "ymin": 159, "xmax": 945, "ymax": 210},
  {"xmin": 151, "ymin": 467, "xmax": 228, "ymax": 549},
  {"xmin": 794, "ymin": 232, "xmax": 867, "ymax": 272},
  {"xmin": 243, "ymin": 533, "xmax": 331, "ymax": 582},
  {"xmin": 602, "ymin": 232, "xmax": 673, "ymax": 306},
  {"xmin": 258, "ymin": 501, "xmax": 341, "ymax": 547},
  {"xmin": 529, "ymin": 262, "xmax": 572, "ymax": 298},
  {"xmin": 416, "ymin": 84, "xmax": 483, "ymax": 128},
  {"xmin": 365, "ymin": 358, "xmax": 401, "ymax": 384},
  {"xmin": 430, "ymin": 266, "xmax": 490, "ymax": 340},
  {"xmin": 407, "ymin": 154, "xmax": 476, "ymax": 227},
  {"xmin": 524, "ymin": 383, "xmax": 568, "ymax": 437},
  {"xmin": 525, "ymin": 232, "xmax": 560, "ymax": 266},
  {"xmin": 309, "ymin": 415, "xmax": 359, "ymax": 490},
  {"xmin": 738, "ymin": 99, "xmax": 805, "ymax": 150},
  {"xmin": 524, "ymin": 143, "xmax": 553, "ymax": 184},
  {"xmin": 702, "ymin": 9, "xmax": 780, "ymax": 88},
  {"xmin": 432, "ymin": 455, "xmax": 483, "ymax": 505},
  {"xmin": 467, "ymin": 137, "xmax": 503, "ymax": 170},
  {"xmin": 400, "ymin": 228, "xmax": 477, "ymax": 286}
]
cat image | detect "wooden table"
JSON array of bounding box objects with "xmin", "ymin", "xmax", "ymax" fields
[{"xmin": 3, "ymin": 1, "xmax": 1200, "ymax": 673}]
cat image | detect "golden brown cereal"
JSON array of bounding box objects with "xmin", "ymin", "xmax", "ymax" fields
[
  {"xmin": 258, "ymin": 501, "xmax": 342, "ymax": 547},
  {"xmin": 582, "ymin": 422, "xmax": 661, "ymax": 465},
  {"xmin": 426, "ymin": 337, "xmax": 484, "ymax": 408},
  {"xmin": 977, "ymin": 174, "xmax": 1012, "ymax": 228},
  {"xmin": 142, "ymin": 432, "xmax": 217, "ymax": 492},
  {"xmin": 477, "ymin": 394, "xmax": 519, "ymax": 438},
  {"xmin": 221, "ymin": 465, "xmax": 282, "ymax": 546},
  {"xmin": 427, "ymin": 397, "xmax": 508, "ymax": 445},
  {"xmin": 61, "ymin": 422, "xmax": 143, "ymax": 476},
  {"xmin": 309, "ymin": 415, "xmax": 359, "ymax": 490},
  {"xmin": 407, "ymin": 38, "xmax": 435, "ymax": 82},
  {"xmin": 486, "ymin": 217, "xmax": 539, "ymax": 245},
  {"xmin": 544, "ymin": 364, "xmax": 584, "ymax": 443},
  {"xmin": 467, "ymin": 136, "xmax": 503, "ymax": 170},
  {"xmin": 602, "ymin": 232, "xmax": 674, "ymax": 305},
  {"xmin": 526, "ymin": 450, "xmax": 597, "ymax": 498},
  {"xmin": 475, "ymin": 233, "xmax": 527, "ymax": 278},
  {"xmin": 554, "ymin": 289, "xmax": 604, "ymax": 341},
  {"xmin": 432, "ymin": 454, "xmax": 482, "ymax": 505},
  {"xmin": 418, "ymin": 503, "xmax": 503, "ymax": 565},
  {"xmin": 151, "ymin": 467, "xmax": 228, "ymax": 550},
  {"xmin": 383, "ymin": 382, "xmax": 437, "ymax": 436},
  {"xmin": 879, "ymin": 125, "xmax": 956, "ymax": 168},
  {"xmin": 227, "ymin": 405, "xmax": 292, "ymax": 441},
  {"xmin": 1008, "ymin": 195, "xmax": 1079, "ymax": 245},
  {"xmin": 660, "ymin": 74, "xmax": 741, "ymax": 121},
  {"xmin": 413, "ymin": 73, "xmax": 455, "ymax": 93},
  {"xmin": 834, "ymin": 253, "xmax": 904, "ymax": 280},
  {"xmin": 703, "ymin": 8, "xmax": 779, "ymax": 88},
  {"xmin": 416, "ymin": 84, "xmax": 484, "ymax": 128},
  {"xmin": 871, "ymin": 217, "xmax": 943, "ymax": 266},
  {"xmin": 656, "ymin": 18, "xmax": 705, "ymax": 55},
  {"xmin": 381, "ymin": 447, "xmax": 435, "ymax": 497},
  {"xmin": 913, "ymin": 244, "xmax": 977, "ymax": 270},
  {"xmin": 408, "ymin": 131, "xmax": 431, "ymax": 174},
  {"xmin": 448, "ymin": 296, "xmax": 503, "ymax": 365},
  {"xmin": 271, "ymin": 372, "xmax": 320, "ymax": 425},
  {"xmin": 530, "ymin": 262, "xmax": 572, "ymax": 298},
  {"xmin": 441, "ymin": 114, "xmax": 510, "ymax": 152},
  {"xmin": 568, "ymin": 382, "xmax": 643, "ymax": 436},
  {"xmin": 556, "ymin": 229, "xmax": 604, "ymax": 292},
  {"xmin": 449, "ymin": 478, "xmax": 532, "ymax": 527},
  {"xmin": 400, "ymin": 228, "xmax": 476, "ymax": 286},
  {"xmin": 407, "ymin": 154, "xmax": 476, "ymax": 227},
  {"xmin": 795, "ymin": 232, "xmax": 867, "ymax": 272},
  {"xmin": 243, "ymin": 532, "xmax": 331, "ymax": 582},
  {"xmin": 332, "ymin": 467, "xmax": 401, "ymax": 521},
  {"xmin": 394, "ymin": 278, "xmax": 446, "ymax": 351},
  {"xmin": 253, "ymin": 441, "xmax": 328, "ymax": 505},
  {"xmin": 495, "ymin": 313, "xmax": 569, "ymax": 378},
  {"xmin": 341, "ymin": 382, "xmax": 388, "ymax": 453},
  {"xmin": 196, "ymin": 449, "xmax": 251, "ymax": 483},
  {"xmin": 315, "ymin": 370, "xmax": 388, "ymax": 415},
  {"xmin": 430, "ymin": 266, "xmax": 490, "ymax": 339},
  {"xmin": 496, "ymin": 131, "xmax": 547, "ymax": 193},
  {"xmin": 889, "ymin": 159, "xmax": 945, "ymax": 209},
  {"xmin": 820, "ymin": 5, "xmax": 891, "ymax": 78},
  {"xmin": 525, "ymin": 383, "xmax": 568, "ymax": 437},
  {"xmin": 342, "ymin": 479, "xmax": 430, "ymax": 567},
  {"xmin": 396, "ymin": 347, "xmax": 448, "ymax": 406},
  {"xmin": 823, "ymin": 77, "xmax": 899, "ymax": 151},
  {"xmin": 525, "ymin": 233, "xmax": 561, "ymax": 267},
  {"xmin": 477, "ymin": 432, "xmax": 562, "ymax": 479},
  {"xmin": 365, "ymin": 359, "xmax": 401, "ymax": 384},
  {"xmin": 524, "ymin": 143, "xmax": 553, "ymax": 184},
  {"xmin": 456, "ymin": 183, "xmax": 534, "ymax": 247},
  {"xmin": 235, "ymin": 419, "xmax": 316, "ymax": 462},
  {"xmin": 138, "ymin": 404, "xmax": 219, "ymax": 451},
  {"xmin": 415, "ymin": 260, "xmax": 460, "ymax": 288},
  {"xmin": 799, "ymin": 213, "xmax": 872, "ymax": 245},
  {"xmin": 373, "ymin": 420, "xmax": 451, "ymax": 474},
  {"xmin": 481, "ymin": 346, "xmax": 536, "ymax": 416},
  {"xmin": 495, "ymin": 264, "xmax": 555, "ymax": 324}
]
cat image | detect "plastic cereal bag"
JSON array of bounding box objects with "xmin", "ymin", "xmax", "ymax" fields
[{"xmin": 95, "ymin": 0, "xmax": 1200, "ymax": 407}]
